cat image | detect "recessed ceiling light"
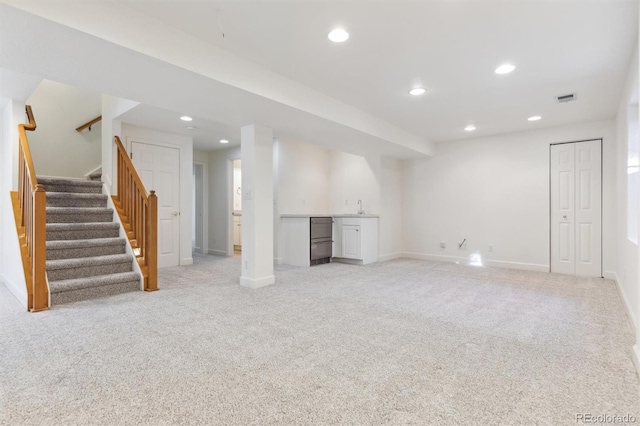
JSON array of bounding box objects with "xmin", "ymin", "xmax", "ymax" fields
[
  {"xmin": 528, "ymin": 116, "xmax": 542, "ymax": 121},
  {"xmin": 464, "ymin": 125, "xmax": 476, "ymax": 132},
  {"xmin": 328, "ymin": 29, "xmax": 349, "ymax": 43},
  {"xmin": 495, "ymin": 64, "xmax": 516, "ymax": 75},
  {"xmin": 220, "ymin": 139, "xmax": 229, "ymax": 144},
  {"xmin": 180, "ymin": 116, "xmax": 193, "ymax": 122},
  {"xmin": 409, "ymin": 87, "xmax": 427, "ymax": 96},
  {"xmin": 185, "ymin": 126, "xmax": 197, "ymax": 130}
]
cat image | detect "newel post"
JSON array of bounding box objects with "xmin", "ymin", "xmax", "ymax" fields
[
  {"xmin": 146, "ymin": 190, "xmax": 158, "ymax": 291},
  {"xmin": 32, "ymin": 184, "xmax": 49, "ymax": 312}
]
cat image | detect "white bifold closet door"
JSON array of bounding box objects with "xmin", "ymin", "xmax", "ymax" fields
[{"xmin": 550, "ymin": 140, "xmax": 602, "ymax": 277}]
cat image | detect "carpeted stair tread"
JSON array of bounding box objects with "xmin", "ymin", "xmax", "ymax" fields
[
  {"xmin": 38, "ymin": 177, "xmax": 103, "ymax": 194},
  {"xmin": 46, "ymin": 253, "xmax": 133, "ymax": 271},
  {"xmin": 38, "ymin": 177, "xmax": 103, "ymax": 187},
  {"xmin": 46, "ymin": 253, "xmax": 134, "ymax": 281},
  {"xmin": 46, "ymin": 222, "xmax": 120, "ymax": 241},
  {"xmin": 49, "ymin": 271, "xmax": 140, "ymax": 294},
  {"xmin": 46, "ymin": 207, "xmax": 113, "ymax": 223},
  {"xmin": 47, "ymin": 237, "xmax": 125, "ymax": 250},
  {"xmin": 46, "ymin": 192, "xmax": 108, "ymax": 207},
  {"xmin": 46, "ymin": 237, "xmax": 127, "ymax": 260},
  {"xmin": 88, "ymin": 170, "xmax": 102, "ymax": 181}
]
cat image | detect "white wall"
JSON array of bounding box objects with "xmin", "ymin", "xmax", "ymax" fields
[
  {"xmin": 403, "ymin": 120, "xmax": 616, "ymax": 272},
  {"xmin": 0, "ymin": 100, "xmax": 28, "ymax": 308},
  {"xmin": 207, "ymin": 145, "xmax": 241, "ymax": 256},
  {"xmin": 614, "ymin": 47, "xmax": 640, "ymax": 337},
  {"xmin": 26, "ymin": 80, "xmax": 101, "ymax": 178},
  {"xmin": 328, "ymin": 151, "xmax": 381, "ymax": 215},
  {"xmin": 276, "ymin": 139, "xmax": 331, "ymax": 215},
  {"xmin": 121, "ymin": 123, "xmax": 194, "ymax": 266}
]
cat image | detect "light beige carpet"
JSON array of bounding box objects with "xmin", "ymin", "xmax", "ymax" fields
[{"xmin": 1, "ymin": 255, "xmax": 639, "ymax": 425}]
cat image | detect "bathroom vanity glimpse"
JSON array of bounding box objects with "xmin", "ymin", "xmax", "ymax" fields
[{"xmin": 280, "ymin": 214, "xmax": 379, "ymax": 267}]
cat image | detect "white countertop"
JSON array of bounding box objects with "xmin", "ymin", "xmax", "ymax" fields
[{"xmin": 281, "ymin": 214, "xmax": 379, "ymax": 218}]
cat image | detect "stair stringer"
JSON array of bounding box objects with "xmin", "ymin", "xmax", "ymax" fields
[{"xmin": 103, "ymin": 183, "xmax": 144, "ymax": 291}]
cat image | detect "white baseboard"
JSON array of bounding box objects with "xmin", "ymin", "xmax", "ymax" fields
[
  {"xmin": 0, "ymin": 273, "xmax": 27, "ymax": 310},
  {"xmin": 633, "ymin": 345, "xmax": 640, "ymax": 378},
  {"xmin": 608, "ymin": 272, "xmax": 637, "ymax": 335},
  {"xmin": 274, "ymin": 257, "xmax": 283, "ymax": 265},
  {"xmin": 603, "ymin": 271, "xmax": 616, "ymax": 280},
  {"xmin": 378, "ymin": 252, "xmax": 403, "ymax": 262},
  {"xmin": 208, "ymin": 249, "xmax": 227, "ymax": 256},
  {"xmin": 181, "ymin": 257, "xmax": 194, "ymax": 266},
  {"xmin": 240, "ymin": 275, "xmax": 275, "ymax": 289},
  {"xmin": 400, "ymin": 252, "xmax": 549, "ymax": 272}
]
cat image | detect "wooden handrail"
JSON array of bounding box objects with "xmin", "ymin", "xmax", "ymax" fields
[
  {"xmin": 14, "ymin": 105, "xmax": 48, "ymax": 312},
  {"xmin": 75, "ymin": 115, "xmax": 102, "ymax": 132},
  {"xmin": 112, "ymin": 136, "xmax": 158, "ymax": 291}
]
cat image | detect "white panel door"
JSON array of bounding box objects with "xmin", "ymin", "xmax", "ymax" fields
[
  {"xmin": 550, "ymin": 143, "xmax": 575, "ymax": 275},
  {"xmin": 131, "ymin": 141, "xmax": 180, "ymax": 268},
  {"xmin": 550, "ymin": 140, "xmax": 601, "ymax": 277},
  {"xmin": 574, "ymin": 140, "xmax": 602, "ymax": 276},
  {"xmin": 341, "ymin": 225, "xmax": 361, "ymax": 259}
]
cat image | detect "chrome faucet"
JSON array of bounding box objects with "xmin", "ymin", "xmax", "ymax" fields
[{"xmin": 357, "ymin": 199, "xmax": 365, "ymax": 215}]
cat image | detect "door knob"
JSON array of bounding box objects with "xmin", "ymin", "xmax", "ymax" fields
[
  {"xmin": 563, "ymin": 215, "xmax": 567, "ymax": 219},
  {"xmin": 172, "ymin": 211, "xmax": 180, "ymax": 216}
]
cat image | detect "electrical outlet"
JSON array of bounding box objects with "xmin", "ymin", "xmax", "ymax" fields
[
  {"xmin": 345, "ymin": 199, "xmax": 349, "ymax": 206},
  {"xmin": 488, "ymin": 245, "xmax": 494, "ymax": 252},
  {"xmin": 440, "ymin": 241, "xmax": 446, "ymax": 249}
]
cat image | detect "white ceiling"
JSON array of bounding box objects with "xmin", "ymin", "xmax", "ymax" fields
[
  {"xmin": 1, "ymin": 1, "xmax": 637, "ymax": 156},
  {"xmin": 119, "ymin": 0, "xmax": 639, "ymax": 142},
  {"xmin": 120, "ymin": 104, "xmax": 242, "ymax": 152}
]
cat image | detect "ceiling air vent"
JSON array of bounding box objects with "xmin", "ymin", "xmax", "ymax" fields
[{"xmin": 556, "ymin": 93, "xmax": 577, "ymax": 103}]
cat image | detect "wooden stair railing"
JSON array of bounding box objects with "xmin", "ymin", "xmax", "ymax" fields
[
  {"xmin": 112, "ymin": 136, "xmax": 158, "ymax": 291},
  {"xmin": 11, "ymin": 105, "xmax": 48, "ymax": 312},
  {"xmin": 75, "ymin": 115, "xmax": 102, "ymax": 132}
]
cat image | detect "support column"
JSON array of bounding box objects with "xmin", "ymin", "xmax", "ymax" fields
[{"xmin": 240, "ymin": 124, "xmax": 275, "ymax": 288}]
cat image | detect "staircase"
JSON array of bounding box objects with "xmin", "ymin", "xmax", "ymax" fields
[{"xmin": 40, "ymin": 177, "xmax": 141, "ymax": 305}]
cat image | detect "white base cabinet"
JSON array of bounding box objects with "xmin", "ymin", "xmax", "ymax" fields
[{"xmin": 333, "ymin": 217, "xmax": 378, "ymax": 265}]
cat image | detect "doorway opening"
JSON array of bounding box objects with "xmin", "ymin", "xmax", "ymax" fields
[{"xmin": 232, "ymin": 159, "xmax": 242, "ymax": 257}]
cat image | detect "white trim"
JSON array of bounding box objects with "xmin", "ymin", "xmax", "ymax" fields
[
  {"xmin": 378, "ymin": 252, "xmax": 403, "ymax": 262},
  {"xmin": 633, "ymin": 345, "xmax": 640, "ymax": 378},
  {"xmin": 208, "ymin": 249, "xmax": 227, "ymax": 256},
  {"xmin": 240, "ymin": 275, "xmax": 275, "ymax": 289},
  {"xmin": 400, "ymin": 252, "xmax": 549, "ymax": 272},
  {"xmin": 608, "ymin": 272, "xmax": 637, "ymax": 334},
  {"xmin": 603, "ymin": 271, "xmax": 616, "ymax": 280},
  {"xmin": 0, "ymin": 273, "xmax": 27, "ymax": 310},
  {"xmin": 274, "ymin": 257, "xmax": 283, "ymax": 265},
  {"xmin": 105, "ymin": 185, "xmax": 144, "ymax": 291},
  {"xmin": 181, "ymin": 257, "xmax": 194, "ymax": 266}
]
